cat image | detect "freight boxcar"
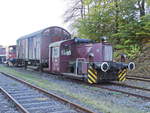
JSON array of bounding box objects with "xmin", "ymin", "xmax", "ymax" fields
[{"xmin": 16, "ymin": 26, "xmax": 71, "ymax": 69}]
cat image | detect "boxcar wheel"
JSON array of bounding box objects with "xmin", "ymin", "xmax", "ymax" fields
[
  {"xmin": 39, "ymin": 64, "xmax": 43, "ymax": 72},
  {"xmin": 24, "ymin": 61, "xmax": 27, "ymax": 69}
]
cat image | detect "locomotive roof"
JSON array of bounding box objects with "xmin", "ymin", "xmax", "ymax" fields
[
  {"xmin": 49, "ymin": 39, "xmax": 72, "ymax": 47},
  {"xmin": 17, "ymin": 26, "xmax": 71, "ymax": 41},
  {"xmin": 49, "ymin": 38, "xmax": 95, "ymax": 48}
]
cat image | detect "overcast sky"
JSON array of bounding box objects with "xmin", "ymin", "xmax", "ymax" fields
[{"xmin": 0, "ymin": 0, "xmax": 68, "ymax": 46}]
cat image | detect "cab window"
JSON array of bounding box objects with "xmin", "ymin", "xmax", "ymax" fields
[
  {"xmin": 52, "ymin": 47, "xmax": 60, "ymax": 58},
  {"xmin": 61, "ymin": 45, "xmax": 71, "ymax": 56},
  {"xmin": 103, "ymin": 45, "xmax": 113, "ymax": 61}
]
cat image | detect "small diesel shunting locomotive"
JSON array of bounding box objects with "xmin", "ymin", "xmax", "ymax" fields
[{"xmin": 49, "ymin": 38, "xmax": 135, "ymax": 84}]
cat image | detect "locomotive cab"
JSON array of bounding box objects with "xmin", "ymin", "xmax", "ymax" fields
[{"xmin": 49, "ymin": 39, "xmax": 74, "ymax": 73}]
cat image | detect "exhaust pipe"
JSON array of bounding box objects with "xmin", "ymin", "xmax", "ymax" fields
[
  {"xmin": 128, "ymin": 62, "xmax": 135, "ymax": 71},
  {"xmin": 101, "ymin": 62, "xmax": 109, "ymax": 72}
]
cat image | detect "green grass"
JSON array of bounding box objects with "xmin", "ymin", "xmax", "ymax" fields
[{"xmin": 0, "ymin": 65, "xmax": 146, "ymax": 113}]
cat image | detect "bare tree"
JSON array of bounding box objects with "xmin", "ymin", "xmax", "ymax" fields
[
  {"xmin": 64, "ymin": 0, "xmax": 85, "ymax": 23},
  {"xmin": 137, "ymin": 0, "xmax": 146, "ymax": 17}
]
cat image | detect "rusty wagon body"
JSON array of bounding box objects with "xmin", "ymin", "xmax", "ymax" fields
[{"xmin": 16, "ymin": 26, "xmax": 71, "ymax": 68}]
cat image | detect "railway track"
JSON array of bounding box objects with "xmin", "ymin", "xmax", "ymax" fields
[
  {"xmin": 126, "ymin": 76, "xmax": 150, "ymax": 82},
  {"xmin": 1, "ymin": 67, "xmax": 149, "ymax": 112},
  {"xmin": 63, "ymin": 76, "xmax": 150, "ymax": 100},
  {"xmin": 127, "ymin": 75, "xmax": 150, "ymax": 79},
  {"xmin": 108, "ymin": 82, "xmax": 150, "ymax": 92},
  {"xmin": 0, "ymin": 88, "xmax": 21, "ymax": 113},
  {"xmin": 0, "ymin": 87, "xmax": 28, "ymax": 113},
  {"xmin": 0, "ymin": 72, "xmax": 95, "ymax": 113},
  {"xmin": 92, "ymin": 84, "xmax": 150, "ymax": 100},
  {"xmin": 63, "ymin": 77, "xmax": 150, "ymax": 100},
  {"xmin": 47, "ymin": 72, "xmax": 150, "ymax": 100}
]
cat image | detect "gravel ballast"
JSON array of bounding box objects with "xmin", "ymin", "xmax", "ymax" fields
[
  {"xmin": 0, "ymin": 73, "xmax": 79, "ymax": 113},
  {"xmin": 0, "ymin": 92, "xmax": 20, "ymax": 113}
]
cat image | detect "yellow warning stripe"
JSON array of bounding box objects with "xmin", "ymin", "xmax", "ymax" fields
[
  {"xmin": 88, "ymin": 74, "xmax": 96, "ymax": 83},
  {"xmin": 89, "ymin": 68, "xmax": 97, "ymax": 75},
  {"xmin": 118, "ymin": 69, "xmax": 126, "ymax": 78},
  {"xmin": 88, "ymin": 79, "xmax": 93, "ymax": 84},
  {"xmin": 118, "ymin": 70, "xmax": 122, "ymax": 74},
  {"xmin": 121, "ymin": 77, "xmax": 126, "ymax": 82},
  {"xmin": 93, "ymin": 69, "xmax": 97, "ymax": 75},
  {"xmin": 88, "ymin": 69, "xmax": 97, "ymax": 79},
  {"xmin": 88, "ymin": 69, "xmax": 97, "ymax": 78},
  {"xmin": 119, "ymin": 72, "xmax": 126, "ymax": 81}
]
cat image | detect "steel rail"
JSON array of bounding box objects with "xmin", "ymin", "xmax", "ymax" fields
[
  {"xmin": 108, "ymin": 82, "xmax": 150, "ymax": 92},
  {"xmin": 60, "ymin": 76, "xmax": 150, "ymax": 100},
  {"xmin": 62, "ymin": 77, "xmax": 150, "ymax": 100},
  {"xmin": 43, "ymin": 71, "xmax": 150, "ymax": 100},
  {"xmin": 0, "ymin": 87, "xmax": 29, "ymax": 113},
  {"xmin": 127, "ymin": 75, "xmax": 150, "ymax": 79},
  {"xmin": 46, "ymin": 71, "xmax": 150, "ymax": 100},
  {"xmin": 126, "ymin": 76, "xmax": 150, "ymax": 82},
  {"xmin": 92, "ymin": 84, "xmax": 150, "ymax": 100},
  {"xmin": 0, "ymin": 72, "xmax": 95, "ymax": 113}
]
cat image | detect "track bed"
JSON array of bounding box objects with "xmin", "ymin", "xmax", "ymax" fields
[
  {"xmin": 0, "ymin": 72, "xmax": 93, "ymax": 113},
  {"xmin": 0, "ymin": 90, "xmax": 21, "ymax": 113}
]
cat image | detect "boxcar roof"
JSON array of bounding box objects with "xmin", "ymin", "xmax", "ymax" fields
[
  {"xmin": 17, "ymin": 26, "xmax": 71, "ymax": 41},
  {"xmin": 17, "ymin": 29, "xmax": 43, "ymax": 41}
]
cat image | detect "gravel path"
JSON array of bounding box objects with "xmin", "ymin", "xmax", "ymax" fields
[
  {"xmin": 1, "ymin": 66, "xmax": 150, "ymax": 113},
  {"xmin": 0, "ymin": 92, "xmax": 20, "ymax": 113}
]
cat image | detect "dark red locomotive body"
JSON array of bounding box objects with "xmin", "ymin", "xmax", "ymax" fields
[{"xmin": 49, "ymin": 38, "xmax": 135, "ymax": 84}]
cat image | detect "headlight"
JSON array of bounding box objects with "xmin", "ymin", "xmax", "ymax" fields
[
  {"xmin": 128, "ymin": 62, "xmax": 135, "ymax": 71},
  {"xmin": 101, "ymin": 62, "xmax": 109, "ymax": 72}
]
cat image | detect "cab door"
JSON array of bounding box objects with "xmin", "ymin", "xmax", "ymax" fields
[{"xmin": 51, "ymin": 47, "xmax": 60, "ymax": 72}]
